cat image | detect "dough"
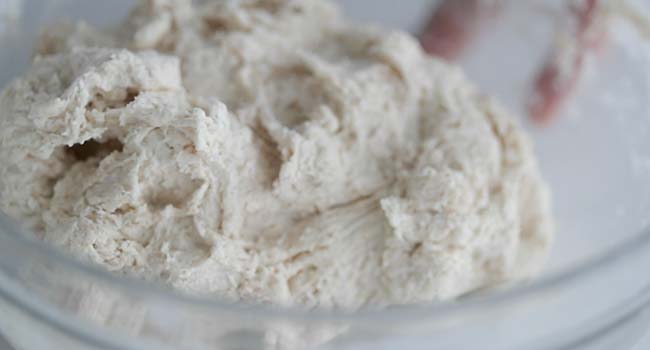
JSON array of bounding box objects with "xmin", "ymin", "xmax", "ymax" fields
[{"xmin": 0, "ymin": 0, "xmax": 553, "ymax": 309}]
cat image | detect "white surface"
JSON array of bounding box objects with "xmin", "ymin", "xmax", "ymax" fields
[{"xmin": 637, "ymin": 334, "xmax": 650, "ymax": 349}]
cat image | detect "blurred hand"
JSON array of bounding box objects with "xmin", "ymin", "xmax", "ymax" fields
[{"xmin": 420, "ymin": 0, "xmax": 608, "ymax": 124}]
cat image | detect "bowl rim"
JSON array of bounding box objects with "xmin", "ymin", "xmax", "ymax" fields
[{"xmin": 1, "ymin": 212, "xmax": 650, "ymax": 325}]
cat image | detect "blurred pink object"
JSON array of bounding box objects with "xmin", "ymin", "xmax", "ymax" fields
[
  {"xmin": 421, "ymin": 0, "xmax": 609, "ymax": 124},
  {"xmin": 529, "ymin": 0, "xmax": 608, "ymax": 124}
]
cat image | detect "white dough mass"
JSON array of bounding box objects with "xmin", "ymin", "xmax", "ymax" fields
[{"xmin": 0, "ymin": 0, "xmax": 553, "ymax": 309}]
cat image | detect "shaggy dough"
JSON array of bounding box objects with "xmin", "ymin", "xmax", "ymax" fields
[{"xmin": 0, "ymin": 0, "xmax": 552, "ymax": 309}]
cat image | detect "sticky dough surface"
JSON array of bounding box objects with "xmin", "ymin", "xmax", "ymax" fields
[{"xmin": 0, "ymin": 0, "xmax": 553, "ymax": 309}]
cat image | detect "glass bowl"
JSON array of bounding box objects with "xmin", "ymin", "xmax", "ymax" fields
[{"xmin": 1, "ymin": 0, "xmax": 650, "ymax": 349}]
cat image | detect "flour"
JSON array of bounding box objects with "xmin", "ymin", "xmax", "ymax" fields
[{"xmin": 0, "ymin": 0, "xmax": 553, "ymax": 309}]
